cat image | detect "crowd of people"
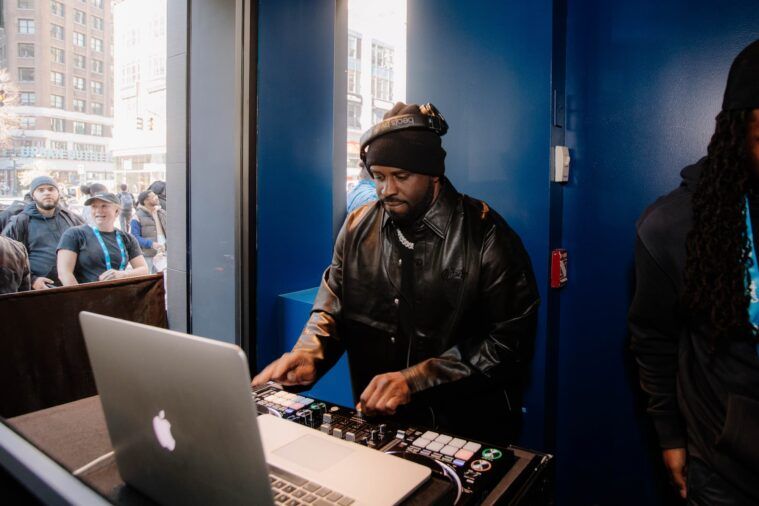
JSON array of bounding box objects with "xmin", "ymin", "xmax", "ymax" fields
[{"xmin": 0, "ymin": 176, "xmax": 168, "ymax": 295}]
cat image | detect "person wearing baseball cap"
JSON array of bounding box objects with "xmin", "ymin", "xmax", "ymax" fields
[
  {"xmin": 57, "ymin": 192, "xmax": 148, "ymax": 285},
  {"xmin": 1, "ymin": 175, "xmax": 85, "ymax": 289},
  {"xmin": 254, "ymin": 102, "xmax": 539, "ymax": 445},
  {"xmin": 631, "ymin": 39, "xmax": 759, "ymax": 503}
]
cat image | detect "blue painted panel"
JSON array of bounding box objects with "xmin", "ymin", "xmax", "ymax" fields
[
  {"xmin": 279, "ymin": 288, "xmax": 354, "ymax": 408},
  {"xmin": 406, "ymin": 0, "xmax": 553, "ymax": 450},
  {"xmin": 256, "ymin": 0, "xmax": 337, "ymax": 369},
  {"xmin": 561, "ymin": 2, "xmax": 759, "ymax": 504}
]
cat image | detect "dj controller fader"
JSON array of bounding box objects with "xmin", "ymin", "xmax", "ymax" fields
[{"xmin": 252, "ymin": 382, "xmax": 551, "ymax": 505}]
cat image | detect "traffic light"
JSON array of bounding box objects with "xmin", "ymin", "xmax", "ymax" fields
[{"xmin": 136, "ymin": 116, "xmax": 144, "ymax": 129}]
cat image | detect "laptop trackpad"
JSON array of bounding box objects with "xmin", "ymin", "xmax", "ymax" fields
[{"xmin": 272, "ymin": 435, "xmax": 353, "ymax": 472}]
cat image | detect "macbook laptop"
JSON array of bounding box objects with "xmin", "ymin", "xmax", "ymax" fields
[{"xmin": 79, "ymin": 312, "xmax": 430, "ymax": 506}]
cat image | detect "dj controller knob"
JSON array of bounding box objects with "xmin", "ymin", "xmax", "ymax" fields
[
  {"xmin": 319, "ymin": 423, "xmax": 331, "ymax": 435},
  {"xmin": 333, "ymin": 428, "xmax": 343, "ymax": 439},
  {"xmin": 323, "ymin": 413, "xmax": 333, "ymax": 424},
  {"xmin": 345, "ymin": 431, "xmax": 356, "ymax": 442},
  {"xmin": 369, "ymin": 429, "xmax": 378, "ymax": 441},
  {"xmin": 378, "ymin": 423, "xmax": 387, "ymax": 435}
]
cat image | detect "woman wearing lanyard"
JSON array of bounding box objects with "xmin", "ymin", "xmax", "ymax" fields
[
  {"xmin": 630, "ymin": 40, "xmax": 759, "ymax": 504},
  {"xmin": 57, "ymin": 192, "xmax": 148, "ymax": 285}
]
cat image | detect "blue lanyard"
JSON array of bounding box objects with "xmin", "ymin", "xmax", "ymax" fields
[
  {"xmin": 90, "ymin": 226, "xmax": 127, "ymax": 271},
  {"xmin": 743, "ymin": 198, "xmax": 759, "ymax": 354}
]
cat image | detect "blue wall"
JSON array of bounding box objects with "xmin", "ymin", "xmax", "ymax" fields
[
  {"xmin": 255, "ymin": 2, "xmax": 759, "ymax": 503},
  {"xmin": 559, "ymin": 2, "xmax": 759, "ymax": 504},
  {"xmin": 406, "ymin": 0, "xmax": 554, "ymax": 450},
  {"xmin": 256, "ymin": 0, "xmax": 338, "ymax": 368}
]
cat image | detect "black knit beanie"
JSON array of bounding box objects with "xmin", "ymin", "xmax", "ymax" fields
[
  {"xmin": 722, "ymin": 39, "xmax": 759, "ymax": 111},
  {"xmin": 364, "ymin": 102, "xmax": 446, "ymax": 176}
]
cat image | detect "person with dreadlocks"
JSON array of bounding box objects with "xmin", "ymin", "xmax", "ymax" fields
[{"xmin": 630, "ymin": 39, "xmax": 759, "ymax": 505}]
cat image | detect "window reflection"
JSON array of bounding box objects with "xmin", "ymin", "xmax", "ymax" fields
[
  {"xmin": 345, "ymin": 0, "xmax": 406, "ymax": 195},
  {"xmin": 0, "ymin": 0, "xmax": 172, "ymax": 295}
]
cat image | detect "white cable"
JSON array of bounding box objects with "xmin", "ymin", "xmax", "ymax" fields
[{"xmin": 72, "ymin": 451, "xmax": 115, "ymax": 476}]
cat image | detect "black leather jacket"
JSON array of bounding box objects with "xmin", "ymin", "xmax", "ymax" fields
[{"xmin": 294, "ymin": 179, "xmax": 539, "ymax": 443}]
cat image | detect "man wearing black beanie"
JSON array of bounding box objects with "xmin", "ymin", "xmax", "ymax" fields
[
  {"xmin": 254, "ymin": 102, "xmax": 540, "ymax": 445},
  {"xmin": 631, "ymin": 39, "xmax": 759, "ymax": 504}
]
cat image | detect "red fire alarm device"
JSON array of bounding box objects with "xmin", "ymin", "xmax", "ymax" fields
[{"xmin": 551, "ymin": 249, "xmax": 568, "ymax": 288}]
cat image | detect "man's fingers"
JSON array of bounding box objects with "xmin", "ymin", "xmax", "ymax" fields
[
  {"xmin": 365, "ymin": 378, "xmax": 390, "ymax": 413},
  {"xmin": 270, "ymin": 353, "xmax": 300, "ymax": 383},
  {"xmin": 359, "ymin": 377, "xmax": 379, "ymax": 408},
  {"xmin": 251, "ymin": 361, "xmax": 277, "ymax": 386}
]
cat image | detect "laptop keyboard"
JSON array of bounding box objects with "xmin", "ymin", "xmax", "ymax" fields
[{"xmin": 269, "ymin": 465, "xmax": 354, "ymax": 506}]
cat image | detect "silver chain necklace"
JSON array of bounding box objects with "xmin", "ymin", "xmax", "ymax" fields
[{"xmin": 396, "ymin": 228, "xmax": 414, "ymax": 250}]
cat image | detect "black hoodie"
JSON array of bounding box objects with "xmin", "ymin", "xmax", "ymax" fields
[{"xmin": 630, "ymin": 157, "xmax": 759, "ymax": 500}]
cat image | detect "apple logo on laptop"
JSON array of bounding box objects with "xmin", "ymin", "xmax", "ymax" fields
[{"xmin": 152, "ymin": 410, "xmax": 176, "ymax": 451}]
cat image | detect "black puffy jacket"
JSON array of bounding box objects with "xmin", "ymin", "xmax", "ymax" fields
[{"xmin": 293, "ymin": 178, "xmax": 540, "ymax": 444}]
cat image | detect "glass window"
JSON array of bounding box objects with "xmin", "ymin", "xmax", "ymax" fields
[
  {"xmin": 74, "ymin": 54, "xmax": 86, "ymax": 70},
  {"xmin": 18, "ymin": 43, "xmax": 35, "ymax": 58},
  {"xmin": 51, "ymin": 24, "xmax": 64, "ymax": 40},
  {"xmin": 348, "ymin": 102, "xmax": 361, "ymax": 129},
  {"xmin": 74, "ymin": 143, "xmax": 105, "ymax": 152},
  {"xmin": 125, "ymin": 29, "xmax": 139, "ymax": 47},
  {"xmin": 73, "ymin": 121, "xmax": 86, "ymax": 134},
  {"xmin": 90, "ymin": 81, "xmax": 103, "ymax": 95},
  {"xmin": 92, "ymin": 16, "xmax": 104, "ymax": 31},
  {"xmin": 18, "ymin": 0, "xmax": 34, "ymax": 9},
  {"xmin": 346, "ymin": 0, "xmax": 407, "ymax": 191},
  {"xmin": 73, "ymin": 99, "xmax": 86, "ymax": 112},
  {"xmin": 51, "ymin": 47, "xmax": 65, "ymax": 64},
  {"xmin": 92, "ymin": 0, "xmax": 103, "ymax": 8},
  {"xmin": 50, "ymin": 118, "xmax": 65, "ymax": 131},
  {"xmin": 18, "ymin": 67, "xmax": 35, "ymax": 82},
  {"xmin": 50, "ymin": 94, "xmax": 65, "ymax": 109},
  {"xmin": 92, "ymin": 59, "xmax": 104, "ymax": 74},
  {"xmin": 20, "ymin": 92, "xmax": 36, "ymax": 105},
  {"xmin": 151, "ymin": 16, "xmax": 166, "ymax": 38},
  {"xmin": 50, "ymin": 0, "xmax": 65, "ymax": 17},
  {"xmin": 91, "ymin": 124, "xmax": 103, "ymax": 136},
  {"xmin": 149, "ymin": 56, "xmax": 165, "ymax": 79},
  {"xmin": 18, "ymin": 19, "xmax": 35, "ymax": 34},
  {"xmin": 73, "ymin": 77, "xmax": 86, "ymax": 91},
  {"xmin": 91, "ymin": 102, "xmax": 103, "ymax": 115},
  {"xmin": 373, "ymin": 107, "xmax": 388, "ymax": 124},
  {"xmin": 74, "ymin": 9, "xmax": 86, "ymax": 25},
  {"xmin": 50, "ymin": 71, "xmax": 65, "ymax": 86},
  {"xmin": 51, "ymin": 140, "xmax": 67, "ymax": 150},
  {"xmin": 73, "ymin": 32, "xmax": 86, "ymax": 47},
  {"xmin": 91, "ymin": 37, "xmax": 103, "ymax": 53},
  {"xmin": 348, "ymin": 69, "xmax": 360, "ymax": 94},
  {"xmin": 370, "ymin": 42, "xmax": 395, "ymax": 102},
  {"xmin": 20, "ymin": 117, "xmax": 36, "ymax": 129},
  {"xmin": 121, "ymin": 63, "xmax": 139, "ymax": 85}
]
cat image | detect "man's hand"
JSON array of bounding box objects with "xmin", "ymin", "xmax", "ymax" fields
[
  {"xmin": 662, "ymin": 448, "xmax": 687, "ymax": 499},
  {"xmin": 32, "ymin": 277, "xmax": 54, "ymax": 290},
  {"xmin": 357, "ymin": 372, "xmax": 411, "ymax": 416},
  {"xmin": 251, "ymin": 351, "xmax": 317, "ymax": 387}
]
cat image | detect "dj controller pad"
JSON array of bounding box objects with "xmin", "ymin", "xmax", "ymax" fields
[{"xmin": 252, "ymin": 383, "xmax": 553, "ymax": 505}]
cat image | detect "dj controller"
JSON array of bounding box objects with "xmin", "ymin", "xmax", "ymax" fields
[{"xmin": 252, "ymin": 382, "xmax": 552, "ymax": 505}]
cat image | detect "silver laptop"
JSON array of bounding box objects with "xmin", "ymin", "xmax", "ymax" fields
[{"xmin": 79, "ymin": 312, "xmax": 430, "ymax": 506}]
